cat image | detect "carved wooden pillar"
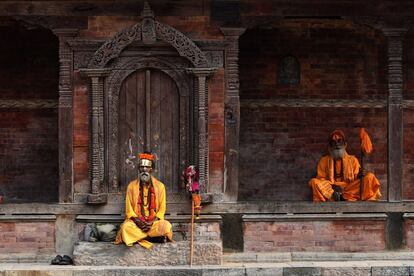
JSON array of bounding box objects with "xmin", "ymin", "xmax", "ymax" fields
[
  {"xmin": 383, "ymin": 28, "xmax": 407, "ymax": 202},
  {"xmin": 221, "ymin": 28, "xmax": 245, "ymax": 202},
  {"xmin": 187, "ymin": 68, "xmax": 216, "ymax": 194},
  {"xmin": 80, "ymin": 69, "xmax": 111, "ymax": 204},
  {"xmin": 53, "ymin": 29, "xmax": 78, "ymax": 203}
]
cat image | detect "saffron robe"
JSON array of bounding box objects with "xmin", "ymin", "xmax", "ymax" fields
[
  {"xmin": 309, "ymin": 153, "xmax": 381, "ymax": 202},
  {"xmin": 114, "ymin": 176, "xmax": 173, "ymax": 249}
]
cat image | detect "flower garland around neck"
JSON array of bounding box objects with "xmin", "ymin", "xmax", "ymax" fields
[{"xmin": 137, "ymin": 182, "xmax": 156, "ymax": 222}]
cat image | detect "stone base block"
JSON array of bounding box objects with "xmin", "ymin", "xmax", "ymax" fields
[{"xmin": 73, "ymin": 241, "xmax": 222, "ymax": 266}]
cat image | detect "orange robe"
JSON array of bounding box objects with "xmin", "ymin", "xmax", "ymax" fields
[
  {"xmin": 114, "ymin": 176, "xmax": 173, "ymax": 249},
  {"xmin": 309, "ymin": 153, "xmax": 381, "ymax": 202}
]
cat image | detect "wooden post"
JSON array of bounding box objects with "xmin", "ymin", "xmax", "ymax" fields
[
  {"xmin": 220, "ymin": 28, "xmax": 246, "ymax": 202},
  {"xmin": 383, "ymin": 28, "xmax": 407, "ymax": 202},
  {"xmin": 80, "ymin": 68, "xmax": 111, "ymax": 204},
  {"xmin": 53, "ymin": 29, "xmax": 78, "ymax": 203},
  {"xmin": 186, "ymin": 68, "xmax": 216, "ymax": 195}
]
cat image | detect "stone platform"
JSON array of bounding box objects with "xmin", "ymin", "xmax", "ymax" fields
[{"xmin": 73, "ymin": 241, "xmax": 222, "ymax": 266}]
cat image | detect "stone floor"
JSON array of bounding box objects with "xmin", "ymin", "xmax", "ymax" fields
[{"xmin": 1, "ymin": 260, "xmax": 414, "ymax": 275}]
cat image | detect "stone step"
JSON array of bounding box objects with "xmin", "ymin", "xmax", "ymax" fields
[
  {"xmin": 73, "ymin": 241, "xmax": 222, "ymax": 266},
  {"xmin": 223, "ymin": 251, "xmax": 414, "ymax": 263},
  {"xmin": 1, "ymin": 261, "xmax": 414, "ymax": 276}
]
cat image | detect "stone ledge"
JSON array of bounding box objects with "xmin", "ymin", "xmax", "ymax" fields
[
  {"xmin": 0, "ymin": 253, "xmax": 56, "ymax": 263},
  {"xmin": 3, "ymin": 202, "xmax": 414, "ymax": 215},
  {"xmin": 403, "ymin": 213, "xmax": 414, "ymax": 219},
  {"xmin": 73, "ymin": 241, "xmax": 222, "ymax": 266},
  {"xmin": 0, "ymin": 215, "xmax": 56, "ymax": 222},
  {"xmin": 75, "ymin": 214, "xmax": 222, "ymax": 223},
  {"xmin": 242, "ymin": 213, "xmax": 387, "ymax": 222}
]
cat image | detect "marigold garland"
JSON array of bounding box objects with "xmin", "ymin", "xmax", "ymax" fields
[{"xmin": 136, "ymin": 185, "xmax": 156, "ymax": 222}]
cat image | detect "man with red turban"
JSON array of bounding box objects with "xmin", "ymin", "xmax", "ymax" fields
[
  {"xmin": 309, "ymin": 130, "xmax": 381, "ymax": 202},
  {"xmin": 114, "ymin": 152, "xmax": 173, "ymax": 249}
]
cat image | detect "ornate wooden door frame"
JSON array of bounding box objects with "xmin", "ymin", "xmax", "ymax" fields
[
  {"xmin": 105, "ymin": 57, "xmax": 192, "ymax": 195},
  {"xmin": 80, "ymin": 3, "xmax": 216, "ymax": 204}
]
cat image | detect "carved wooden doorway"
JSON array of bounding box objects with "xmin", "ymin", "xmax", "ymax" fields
[{"xmin": 119, "ymin": 68, "xmax": 181, "ymax": 192}]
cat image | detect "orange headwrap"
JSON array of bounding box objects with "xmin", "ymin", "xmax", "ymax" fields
[
  {"xmin": 329, "ymin": 129, "xmax": 346, "ymax": 143},
  {"xmin": 138, "ymin": 152, "xmax": 154, "ymax": 161}
]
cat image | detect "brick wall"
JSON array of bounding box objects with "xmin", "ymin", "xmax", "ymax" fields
[
  {"xmin": 404, "ymin": 217, "xmax": 414, "ymax": 249},
  {"xmin": 403, "ymin": 110, "xmax": 414, "ymax": 199},
  {"xmin": 403, "ymin": 31, "xmax": 414, "ymax": 199},
  {"xmin": 239, "ymin": 19, "xmax": 387, "ymax": 201},
  {"xmin": 0, "ymin": 222, "xmax": 55, "ymax": 254},
  {"xmin": 239, "ymin": 107, "xmax": 387, "ymax": 201},
  {"xmin": 73, "ymin": 74, "xmax": 90, "ymax": 195},
  {"xmin": 172, "ymin": 221, "xmax": 221, "ymax": 243},
  {"xmin": 244, "ymin": 220, "xmax": 386, "ymax": 252},
  {"xmin": 0, "ymin": 20, "xmax": 59, "ymax": 202},
  {"xmin": 404, "ymin": 31, "xmax": 414, "ymax": 100},
  {"xmin": 208, "ymin": 69, "xmax": 225, "ymax": 194},
  {"xmin": 79, "ymin": 15, "xmax": 223, "ymax": 40}
]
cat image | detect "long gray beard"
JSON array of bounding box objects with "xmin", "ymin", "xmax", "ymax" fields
[
  {"xmin": 139, "ymin": 172, "xmax": 151, "ymax": 183},
  {"xmin": 329, "ymin": 148, "xmax": 346, "ymax": 160}
]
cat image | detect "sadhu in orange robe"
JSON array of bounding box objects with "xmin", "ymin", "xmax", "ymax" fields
[
  {"xmin": 114, "ymin": 176, "xmax": 173, "ymax": 249},
  {"xmin": 309, "ymin": 152, "xmax": 381, "ymax": 202}
]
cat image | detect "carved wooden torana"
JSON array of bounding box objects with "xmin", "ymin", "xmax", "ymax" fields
[{"xmin": 80, "ymin": 3, "xmax": 216, "ymax": 204}]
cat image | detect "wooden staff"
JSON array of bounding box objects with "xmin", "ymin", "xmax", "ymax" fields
[
  {"xmin": 190, "ymin": 198, "xmax": 195, "ymax": 267},
  {"xmin": 359, "ymin": 128, "xmax": 373, "ymax": 200}
]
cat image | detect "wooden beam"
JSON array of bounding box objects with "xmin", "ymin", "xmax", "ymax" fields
[{"xmin": 0, "ymin": 1, "xmax": 207, "ymax": 16}]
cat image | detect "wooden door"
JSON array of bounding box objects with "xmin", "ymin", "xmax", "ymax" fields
[{"xmin": 119, "ymin": 69, "xmax": 180, "ymax": 191}]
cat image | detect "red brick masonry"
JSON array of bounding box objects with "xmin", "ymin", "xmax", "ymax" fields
[
  {"xmin": 243, "ymin": 215, "xmax": 386, "ymax": 252},
  {"xmin": 0, "ymin": 222, "xmax": 55, "ymax": 254},
  {"xmin": 403, "ymin": 215, "xmax": 414, "ymax": 249}
]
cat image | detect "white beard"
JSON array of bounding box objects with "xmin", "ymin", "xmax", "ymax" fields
[
  {"xmin": 329, "ymin": 148, "xmax": 346, "ymax": 160},
  {"xmin": 139, "ymin": 172, "xmax": 150, "ymax": 183}
]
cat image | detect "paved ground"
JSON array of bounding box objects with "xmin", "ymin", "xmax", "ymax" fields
[{"xmin": 1, "ymin": 260, "xmax": 414, "ymax": 275}]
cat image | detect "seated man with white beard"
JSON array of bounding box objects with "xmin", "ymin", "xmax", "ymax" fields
[
  {"xmin": 309, "ymin": 130, "xmax": 381, "ymax": 202},
  {"xmin": 114, "ymin": 152, "xmax": 173, "ymax": 249}
]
